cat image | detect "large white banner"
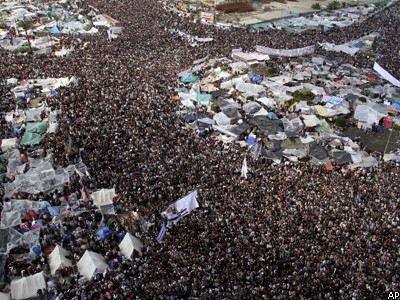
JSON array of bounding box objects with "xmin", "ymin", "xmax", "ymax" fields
[
  {"xmin": 256, "ymin": 45, "xmax": 315, "ymax": 57},
  {"xmin": 162, "ymin": 190, "xmax": 199, "ymax": 226},
  {"xmin": 373, "ymin": 62, "xmax": 400, "ymax": 87}
]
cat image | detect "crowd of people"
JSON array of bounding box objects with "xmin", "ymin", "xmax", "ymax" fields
[{"xmin": 0, "ymin": 0, "xmax": 399, "ymax": 298}]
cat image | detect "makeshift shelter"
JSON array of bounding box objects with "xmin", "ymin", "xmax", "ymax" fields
[
  {"xmin": 119, "ymin": 232, "xmax": 143, "ymax": 257},
  {"xmin": 10, "ymin": 272, "xmax": 46, "ymax": 300},
  {"xmin": 96, "ymin": 228, "xmax": 113, "ymax": 240},
  {"xmin": 91, "ymin": 188, "xmax": 115, "ymax": 208},
  {"xmin": 20, "ymin": 122, "xmax": 48, "ymax": 146},
  {"xmin": 48, "ymin": 245, "xmax": 72, "ymax": 275},
  {"xmin": 77, "ymin": 250, "xmax": 108, "ymax": 280}
]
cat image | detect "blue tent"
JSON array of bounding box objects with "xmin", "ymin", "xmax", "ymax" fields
[{"xmin": 96, "ymin": 228, "xmax": 112, "ymax": 240}]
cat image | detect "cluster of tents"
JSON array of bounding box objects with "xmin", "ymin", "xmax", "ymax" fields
[
  {"xmin": 174, "ymin": 47, "xmax": 400, "ymax": 165},
  {"xmin": 4, "ymin": 232, "xmax": 142, "ymax": 300},
  {"xmin": 0, "ymin": 0, "xmax": 119, "ymax": 54}
]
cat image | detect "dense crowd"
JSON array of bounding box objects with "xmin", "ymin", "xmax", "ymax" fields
[{"xmin": 0, "ymin": 0, "xmax": 399, "ymax": 299}]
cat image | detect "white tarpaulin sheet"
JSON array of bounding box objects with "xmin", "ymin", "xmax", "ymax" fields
[
  {"xmin": 0, "ymin": 292, "xmax": 10, "ymax": 300},
  {"xmin": 373, "ymin": 62, "xmax": 400, "ymax": 87},
  {"xmin": 256, "ymin": 45, "xmax": 315, "ymax": 57},
  {"xmin": 77, "ymin": 250, "xmax": 108, "ymax": 280},
  {"xmin": 91, "ymin": 188, "xmax": 115, "ymax": 208},
  {"xmin": 193, "ymin": 55, "xmax": 209, "ymax": 65},
  {"xmin": 1, "ymin": 138, "xmax": 17, "ymax": 152},
  {"xmin": 119, "ymin": 232, "xmax": 143, "ymax": 257},
  {"xmin": 11, "ymin": 272, "xmax": 46, "ymax": 300},
  {"xmin": 194, "ymin": 37, "xmax": 213, "ymax": 42}
]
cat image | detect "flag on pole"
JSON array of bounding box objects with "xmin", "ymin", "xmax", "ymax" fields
[
  {"xmin": 162, "ymin": 190, "xmax": 199, "ymax": 227},
  {"xmin": 156, "ymin": 222, "xmax": 166, "ymax": 243},
  {"xmin": 241, "ymin": 157, "xmax": 248, "ymax": 179}
]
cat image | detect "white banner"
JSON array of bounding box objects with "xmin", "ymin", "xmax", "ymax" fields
[
  {"xmin": 162, "ymin": 190, "xmax": 199, "ymax": 225},
  {"xmin": 373, "ymin": 62, "xmax": 400, "ymax": 87},
  {"xmin": 256, "ymin": 45, "xmax": 315, "ymax": 57}
]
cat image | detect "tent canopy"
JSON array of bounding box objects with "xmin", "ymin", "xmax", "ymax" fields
[
  {"xmin": 77, "ymin": 250, "xmax": 108, "ymax": 280},
  {"xmin": 119, "ymin": 232, "xmax": 143, "ymax": 257},
  {"xmin": 48, "ymin": 245, "xmax": 72, "ymax": 275},
  {"xmin": 11, "ymin": 272, "xmax": 46, "ymax": 300}
]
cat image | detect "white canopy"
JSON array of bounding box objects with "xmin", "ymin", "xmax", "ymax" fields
[
  {"xmin": 0, "ymin": 292, "xmax": 10, "ymax": 300},
  {"xmin": 77, "ymin": 250, "xmax": 108, "ymax": 280},
  {"xmin": 119, "ymin": 232, "xmax": 143, "ymax": 257},
  {"xmin": 91, "ymin": 188, "xmax": 115, "ymax": 208},
  {"xmin": 11, "ymin": 272, "xmax": 46, "ymax": 300},
  {"xmin": 48, "ymin": 245, "xmax": 72, "ymax": 275}
]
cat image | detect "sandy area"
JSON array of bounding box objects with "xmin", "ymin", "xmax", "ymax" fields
[{"xmin": 218, "ymin": 0, "xmax": 379, "ymax": 24}]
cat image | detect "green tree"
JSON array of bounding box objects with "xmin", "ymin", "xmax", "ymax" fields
[
  {"xmin": 327, "ymin": 0, "xmax": 341, "ymax": 10},
  {"xmin": 18, "ymin": 19, "xmax": 34, "ymax": 54},
  {"xmin": 311, "ymin": 3, "xmax": 321, "ymax": 10}
]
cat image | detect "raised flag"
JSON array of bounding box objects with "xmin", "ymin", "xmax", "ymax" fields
[
  {"xmin": 156, "ymin": 222, "xmax": 166, "ymax": 243},
  {"xmin": 162, "ymin": 190, "xmax": 199, "ymax": 227}
]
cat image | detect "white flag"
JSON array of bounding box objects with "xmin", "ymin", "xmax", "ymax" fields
[
  {"xmin": 241, "ymin": 157, "xmax": 248, "ymax": 179},
  {"xmin": 162, "ymin": 190, "xmax": 199, "ymax": 226}
]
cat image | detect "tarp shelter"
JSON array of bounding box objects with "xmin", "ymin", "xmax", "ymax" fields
[
  {"xmin": 20, "ymin": 122, "xmax": 48, "ymax": 146},
  {"xmin": 10, "ymin": 272, "xmax": 46, "ymax": 300},
  {"xmin": 96, "ymin": 228, "xmax": 112, "ymax": 240},
  {"xmin": 48, "ymin": 245, "xmax": 72, "ymax": 275},
  {"xmin": 91, "ymin": 188, "xmax": 115, "ymax": 208},
  {"xmin": 119, "ymin": 232, "xmax": 143, "ymax": 257},
  {"xmin": 77, "ymin": 250, "xmax": 108, "ymax": 280}
]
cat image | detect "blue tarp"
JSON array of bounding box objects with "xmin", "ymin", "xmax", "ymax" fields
[
  {"xmin": 48, "ymin": 206, "xmax": 60, "ymax": 216},
  {"xmin": 251, "ymin": 75, "xmax": 263, "ymax": 84},
  {"xmin": 48, "ymin": 27, "xmax": 61, "ymax": 34},
  {"xmin": 391, "ymin": 102, "xmax": 400, "ymax": 111},
  {"xmin": 31, "ymin": 246, "xmax": 42, "ymax": 256},
  {"xmin": 246, "ymin": 136, "xmax": 257, "ymax": 145},
  {"xmin": 267, "ymin": 112, "xmax": 279, "ymax": 120},
  {"xmin": 180, "ymin": 76, "xmax": 199, "ymax": 83},
  {"xmin": 327, "ymin": 96, "xmax": 344, "ymax": 106},
  {"xmin": 96, "ymin": 228, "xmax": 112, "ymax": 240},
  {"xmin": 251, "ymin": 23, "xmax": 270, "ymax": 30}
]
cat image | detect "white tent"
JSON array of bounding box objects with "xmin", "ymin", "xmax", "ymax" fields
[
  {"xmin": 91, "ymin": 188, "xmax": 115, "ymax": 208},
  {"xmin": 119, "ymin": 233, "xmax": 143, "ymax": 257},
  {"xmin": 48, "ymin": 245, "xmax": 72, "ymax": 275},
  {"xmin": 0, "ymin": 292, "xmax": 10, "ymax": 300},
  {"xmin": 77, "ymin": 250, "xmax": 108, "ymax": 280},
  {"xmin": 10, "ymin": 272, "xmax": 46, "ymax": 300}
]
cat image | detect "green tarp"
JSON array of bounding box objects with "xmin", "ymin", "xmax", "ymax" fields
[
  {"xmin": 21, "ymin": 132, "xmax": 45, "ymax": 145},
  {"xmin": 25, "ymin": 122, "xmax": 48, "ymax": 134},
  {"xmin": 180, "ymin": 76, "xmax": 199, "ymax": 83},
  {"xmin": 21, "ymin": 122, "xmax": 48, "ymax": 145},
  {"xmin": 196, "ymin": 94, "xmax": 212, "ymax": 102}
]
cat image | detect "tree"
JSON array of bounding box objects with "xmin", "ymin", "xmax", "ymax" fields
[
  {"xmin": 311, "ymin": 3, "xmax": 321, "ymax": 10},
  {"xmin": 18, "ymin": 19, "xmax": 34, "ymax": 54},
  {"xmin": 327, "ymin": 0, "xmax": 341, "ymax": 10}
]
